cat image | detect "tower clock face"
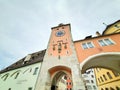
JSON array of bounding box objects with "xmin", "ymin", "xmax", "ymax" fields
[{"xmin": 56, "ymin": 30, "xmax": 65, "ymax": 37}]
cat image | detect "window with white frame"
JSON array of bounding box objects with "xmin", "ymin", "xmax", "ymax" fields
[
  {"xmin": 98, "ymin": 38, "xmax": 114, "ymax": 46},
  {"xmin": 87, "ymin": 42, "xmax": 94, "ymax": 48},
  {"xmin": 104, "ymin": 39, "xmax": 114, "ymax": 45},
  {"xmin": 98, "ymin": 40, "xmax": 107, "ymax": 46},
  {"xmin": 82, "ymin": 42, "xmax": 94, "ymax": 49},
  {"xmin": 82, "ymin": 43, "xmax": 88, "ymax": 49}
]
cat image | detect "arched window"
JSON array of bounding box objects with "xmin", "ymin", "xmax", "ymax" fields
[
  {"xmin": 100, "ymin": 76, "xmax": 104, "ymax": 82},
  {"xmin": 101, "ymin": 88, "xmax": 104, "ymax": 90},
  {"xmin": 110, "ymin": 87, "xmax": 114, "ymax": 90},
  {"xmin": 11, "ymin": 70, "xmax": 21, "ymax": 79},
  {"xmin": 116, "ymin": 86, "xmax": 120, "ymax": 90},
  {"xmin": 103, "ymin": 74, "xmax": 107, "ymax": 80},
  {"xmin": 112, "ymin": 71, "xmax": 120, "ymax": 77},
  {"xmin": 23, "ymin": 68, "xmax": 32, "ymax": 74},
  {"xmin": 91, "ymin": 80, "xmax": 94, "ymax": 83},
  {"xmin": 1, "ymin": 73, "xmax": 9, "ymax": 81},
  {"xmin": 105, "ymin": 88, "xmax": 109, "ymax": 90},
  {"xmin": 98, "ymin": 78, "xmax": 101, "ymax": 83},
  {"xmin": 107, "ymin": 72, "xmax": 112, "ymax": 79}
]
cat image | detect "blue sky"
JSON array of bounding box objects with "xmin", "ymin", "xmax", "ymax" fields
[{"xmin": 0, "ymin": 0, "xmax": 120, "ymax": 70}]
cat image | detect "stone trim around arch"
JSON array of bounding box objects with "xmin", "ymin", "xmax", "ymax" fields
[
  {"xmin": 48, "ymin": 65, "xmax": 72, "ymax": 90},
  {"xmin": 80, "ymin": 52, "xmax": 120, "ymax": 73},
  {"xmin": 48, "ymin": 65, "xmax": 71, "ymax": 77}
]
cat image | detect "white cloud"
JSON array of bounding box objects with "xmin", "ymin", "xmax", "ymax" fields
[{"xmin": 0, "ymin": 0, "xmax": 120, "ymax": 69}]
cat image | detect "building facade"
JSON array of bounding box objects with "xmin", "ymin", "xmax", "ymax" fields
[
  {"xmin": 94, "ymin": 68, "xmax": 120, "ymax": 90},
  {"xmin": 82, "ymin": 69, "xmax": 98, "ymax": 90},
  {"xmin": 0, "ymin": 20, "xmax": 120, "ymax": 90},
  {"xmin": 94, "ymin": 20, "xmax": 120, "ymax": 90},
  {"xmin": 0, "ymin": 50, "xmax": 46, "ymax": 90}
]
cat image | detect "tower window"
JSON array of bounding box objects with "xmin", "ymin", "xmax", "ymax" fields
[
  {"xmin": 58, "ymin": 55, "xmax": 60, "ymax": 59},
  {"xmin": 58, "ymin": 43, "xmax": 62, "ymax": 53},
  {"xmin": 64, "ymin": 44, "xmax": 67, "ymax": 49},
  {"xmin": 66, "ymin": 51, "xmax": 69, "ymax": 54},
  {"xmin": 53, "ymin": 45, "xmax": 55, "ymax": 50}
]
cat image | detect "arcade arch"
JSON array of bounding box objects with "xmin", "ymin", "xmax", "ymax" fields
[{"xmin": 80, "ymin": 52, "xmax": 120, "ymax": 73}]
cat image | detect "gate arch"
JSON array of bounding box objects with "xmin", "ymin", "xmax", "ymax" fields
[
  {"xmin": 49, "ymin": 66, "xmax": 72, "ymax": 90},
  {"xmin": 80, "ymin": 52, "xmax": 120, "ymax": 73}
]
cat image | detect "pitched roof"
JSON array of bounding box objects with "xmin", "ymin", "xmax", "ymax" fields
[
  {"xmin": 102, "ymin": 20, "xmax": 120, "ymax": 35},
  {"xmin": 0, "ymin": 49, "xmax": 46, "ymax": 74}
]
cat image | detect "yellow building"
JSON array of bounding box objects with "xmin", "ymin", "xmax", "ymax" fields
[
  {"xmin": 94, "ymin": 20, "xmax": 120, "ymax": 90},
  {"xmin": 102, "ymin": 20, "xmax": 120, "ymax": 35},
  {"xmin": 95, "ymin": 68, "xmax": 120, "ymax": 90}
]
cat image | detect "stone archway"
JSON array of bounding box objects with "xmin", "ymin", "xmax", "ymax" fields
[
  {"xmin": 80, "ymin": 52, "xmax": 120, "ymax": 73},
  {"xmin": 49, "ymin": 66, "xmax": 72, "ymax": 90}
]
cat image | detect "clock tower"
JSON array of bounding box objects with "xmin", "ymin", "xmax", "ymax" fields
[{"xmin": 35, "ymin": 24, "xmax": 85, "ymax": 90}]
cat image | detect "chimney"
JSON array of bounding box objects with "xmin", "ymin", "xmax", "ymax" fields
[{"xmin": 96, "ymin": 31, "xmax": 101, "ymax": 36}]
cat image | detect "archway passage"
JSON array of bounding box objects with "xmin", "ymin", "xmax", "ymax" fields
[
  {"xmin": 81, "ymin": 52, "xmax": 120, "ymax": 73},
  {"xmin": 49, "ymin": 66, "xmax": 72, "ymax": 90}
]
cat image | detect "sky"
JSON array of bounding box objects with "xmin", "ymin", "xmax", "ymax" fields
[{"xmin": 0, "ymin": 0, "xmax": 120, "ymax": 70}]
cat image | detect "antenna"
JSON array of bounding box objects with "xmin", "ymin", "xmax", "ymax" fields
[{"xmin": 103, "ymin": 23, "xmax": 107, "ymax": 26}]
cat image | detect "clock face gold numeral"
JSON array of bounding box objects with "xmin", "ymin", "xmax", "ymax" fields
[{"xmin": 56, "ymin": 30, "xmax": 65, "ymax": 37}]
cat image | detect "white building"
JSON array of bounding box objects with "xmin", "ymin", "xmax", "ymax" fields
[
  {"xmin": 82, "ymin": 69, "xmax": 98, "ymax": 90},
  {"xmin": 0, "ymin": 50, "xmax": 46, "ymax": 90}
]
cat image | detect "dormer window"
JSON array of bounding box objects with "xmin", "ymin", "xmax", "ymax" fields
[{"xmin": 24, "ymin": 55, "xmax": 31, "ymax": 61}]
